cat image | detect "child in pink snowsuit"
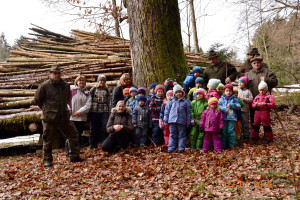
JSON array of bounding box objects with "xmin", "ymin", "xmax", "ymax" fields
[
  {"xmin": 205, "ymin": 79, "xmax": 221, "ymax": 100},
  {"xmin": 251, "ymin": 81, "xmax": 275, "ymax": 142},
  {"xmin": 159, "ymin": 90, "xmax": 174, "ymax": 146},
  {"xmin": 200, "ymin": 97, "xmax": 224, "ymax": 152}
]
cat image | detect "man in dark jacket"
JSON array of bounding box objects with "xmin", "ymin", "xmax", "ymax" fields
[
  {"xmin": 246, "ymin": 56, "xmax": 278, "ymax": 124},
  {"xmin": 34, "ymin": 66, "xmax": 84, "ymax": 167},
  {"xmin": 203, "ymin": 50, "xmax": 237, "ymax": 88},
  {"xmin": 238, "ymin": 48, "xmax": 268, "ymax": 77}
]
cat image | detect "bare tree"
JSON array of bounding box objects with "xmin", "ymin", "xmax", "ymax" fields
[{"xmin": 189, "ymin": 0, "xmax": 200, "ymax": 53}]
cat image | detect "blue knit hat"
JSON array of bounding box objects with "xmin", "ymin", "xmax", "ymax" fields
[
  {"xmin": 129, "ymin": 87, "xmax": 138, "ymax": 93},
  {"xmin": 136, "ymin": 95, "xmax": 147, "ymax": 102},
  {"xmin": 195, "ymin": 77, "xmax": 204, "ymax": 84},
  {"xmin": 192, "ymin": 66, "xmax": 202, "ymax": 73},
  {"xmin": 137, "ymin": 87, "xmax": 146, "ymax": 95},
  {"xmin": 149, "ymin": 83, "xmax": 157, "ymax": 91}
]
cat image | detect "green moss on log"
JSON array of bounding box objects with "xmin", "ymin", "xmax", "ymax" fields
[{"xmin": 0, "ymin": 113, "xmax": 41, "ymax": 132}]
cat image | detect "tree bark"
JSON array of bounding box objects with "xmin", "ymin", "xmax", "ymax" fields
[
  {"xmin": 127, "ymin": 0, "xmax": 189, "ymax": 87},
  {"xmin": 189, "ymin": 0, "xmax": 200, "ymax": 53}
]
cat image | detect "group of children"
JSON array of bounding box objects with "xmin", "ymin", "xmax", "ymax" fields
[{"xmin": 122, "ymin": 76, "xmax": 275, "ymax": 153}]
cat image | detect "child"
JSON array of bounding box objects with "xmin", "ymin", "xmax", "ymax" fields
[
  {"xmin": 233, "ymin": 87, "xmax": 245, "ymax": 140},
  {"xmin": 251, "ymin": 81, "xmax": 275, "ymax": 143},
  {"xmin": 199, "ymin": 97, "xmax": 224, "ymax": 152},
  {"xmin": 237, "ymin": 76, "xmax": 253, "ymax": 139},
  {"xmin": 217, "ymin": 83, "xmax": 224, "ymax": 96},
  {"xmin": 189, "ymin": 88, "xmax": 208, "ymax": 150},
  {"xmin": 187, "ymin": 77, "xmax": 205, "ymax": 101},
  {"xmin": 125, "ymin": 87, "xmax": 137, "ymax": 107},
  {"xmin": 164, "ymin": 85, "xmax": 191, "ymax": 153},
  {"xmin": 132, "ymin": 95, "xmax": 152, "ymax": 147},
  {"xmin": 123, "ymin": 88, "xmax": 130, "ymax": 99},
  {"xmin": 206, "ymin": 79, "xmax": 221, "ymax": 100},
  {"xmin": 164, "ymin": 78, "xmax": 174, "ymax": 93},
  {"xmin": 147, "ymin": 83, "xmax": 157, "ymax": 103},
  {"xmin": 218, "ymin": 84, "xmax": 241, "ymax": 149},
  {"xmin": 149, "ymin": 85, "xmax": 165, "ymax": 145},
  {"xmin": 159, "ymin": 90, "xmax": 174, "ymax": 146},
  {"xmin": 129, "ymin": 87, "xmax": 145, "ymax": 114}
]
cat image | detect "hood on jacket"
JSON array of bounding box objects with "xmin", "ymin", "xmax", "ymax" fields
[{"xmin": 111, "ymin": 106, "xmax": 131, "ymax": 114}]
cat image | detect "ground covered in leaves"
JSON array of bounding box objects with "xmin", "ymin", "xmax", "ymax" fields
[{"xmin": 0, "ymin": 110, "xmax": 299, "ymax": 199}]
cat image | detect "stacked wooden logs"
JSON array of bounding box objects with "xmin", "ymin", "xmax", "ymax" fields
[{"xmin": 0, "ymin": 25, "xmax": 208, "ymax": 137}]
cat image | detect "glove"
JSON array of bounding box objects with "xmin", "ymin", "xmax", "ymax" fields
[
  {"xmin": 218, "ymin": 128, "xmax": 223, "ymax": 136},
  {"xmin": 191, "ymin": 119, "xmax": 195, "ymax": 125},
  {"xmin": 156, "ymin": 107, "xmax": 161, "ymax": 112},
  {"xmin": 159, "ymin": 119, "xmax": 164, "ymax": 129},
  {"xmin": 199, "ymin": 126, "xmax": 204, "ymax": 133}
]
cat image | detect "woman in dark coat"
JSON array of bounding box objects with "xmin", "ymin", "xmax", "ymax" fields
[
  {"xmin": 111, "ymin": 73, "xmax": 134, "ymax": 107},
  {"xmin": 101, "ymin": 101, "xmax": 134, "ymax": 153}
]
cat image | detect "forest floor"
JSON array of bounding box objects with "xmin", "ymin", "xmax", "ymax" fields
[{"xmin": 0, "ymin": 109, "xmax": 299, "ymax": 199}]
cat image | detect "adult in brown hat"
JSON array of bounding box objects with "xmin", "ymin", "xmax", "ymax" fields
[
  {"xmin": 203, "ymin": 50, "xmax": 237, "ymax": 88},
  {"xmin": 245, "ymin": 56, "xmax": 278, "ymax": 124},
  {"xmin": 238, "ymin": 48, "xmax": 268, "ymax": 77},
  {"xmin": 34, "ymin": 65, "xmax": 84, "ymax": 167}
]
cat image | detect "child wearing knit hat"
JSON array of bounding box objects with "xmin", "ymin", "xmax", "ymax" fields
[
  {"xmin": 149, "ymin": 85, "xmax": 165, "ymax": 145},
  {"xmin": 147, "ymin": 83, "xmax": 157, "ymax": 103},
  {"xmin": 183, "ymin": 66, "xmax": 202, "ymax": 94},
  {"xmin": 206, "ymin": 79, "xmax": 221, "ymax": 100},
  {"xmin": 163, "ymin": 85, "xmax": 191, "ymax": 153},
  {"xmin": 251, "ymin": 81, "xmax": 275, "ymax": 143},
  {"xmin": 233, "ymin": 87, "xmax": 245, "ymax": 140},
  {"xmin": 218, "ymin": 84, "xmax": 241, "ymax": 149},
  {"xmin": 164, "ymin": 78, "xmax": 174, "ymax": 92},
  {"xmin": 125, "ymin": 87, "xmax": 138, "ymax": 109},
  {"xmin": 216, "ymin": 83, "xmax": 224, "ymax": 96},
  {"xmin": 132, "ymin": 95, "xmax": 152, "ymax": 147},
  {"xmin": 199, "ymin": 97, "xmax": 224, "ymax": 152},
  {"xmin": 187, "ymin": 77, "xmax": 206, "ymax": 101},
  {"xmin": 189, "ymin": 88, "xmax": 208, "ymax": 150},
  {"xmin": 237, "ymin": 76, "xmax": 253, "ymax": 139},
  {"xmin": 159, "ymin": 90, "xmax": 174, "ymax": 146}
]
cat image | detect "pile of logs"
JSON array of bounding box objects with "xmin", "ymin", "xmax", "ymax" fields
[{"xmin": 0, "ymin": 24, "xmax": 208, "ymax": 137}]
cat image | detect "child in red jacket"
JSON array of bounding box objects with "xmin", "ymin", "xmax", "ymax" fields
[{"xmin": 251, "ymin": 81, "xmax": 275, "ymax": 143}]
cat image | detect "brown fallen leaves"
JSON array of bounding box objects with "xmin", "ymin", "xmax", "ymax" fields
[{"xmin": 0, "ymin": 109, "xmax": 299, "ymax": 199}]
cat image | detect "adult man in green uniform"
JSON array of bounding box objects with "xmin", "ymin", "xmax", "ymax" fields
[
  {"xmin": 34, "ymin": 66, "xmax": 84, "ymax": 167},
  {"xmin": 203, "ymin": 50, "xmax": 237, "ymax": 88}
]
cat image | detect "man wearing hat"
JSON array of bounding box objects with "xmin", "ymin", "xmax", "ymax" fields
[
  {"xmin": 245, "ymin": 56, "xmax": 278, "ymax": 124},
  {"xmin": 203, "ymin": 50, "xmax": 237, "ymax": 88},
  {"xmin": 238, "ymin": 48, "xmax": 268, "ymax": 77},
  {"xmin": 34, "ymin": 66, "xmax": 84, "ymax": 167}
]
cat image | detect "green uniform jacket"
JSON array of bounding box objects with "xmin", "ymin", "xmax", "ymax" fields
[
  {"xmin": 34, "ymin": 79, "xmax": 71, "ymax": 123},
  {"xmin": 190, "ymin": 99, "xmax": 208, "ymax": 124},
  {"xmin": 203, "ymin": 61, "xmax": 237, "ymax": 86},
  {"xmin": 245, "ymin": 68, "xmax": 278, "ymax": 97}
]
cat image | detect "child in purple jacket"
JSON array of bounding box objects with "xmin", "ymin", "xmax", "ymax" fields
[{"xmin": 200, "ymin": 97, "xmax": 224, "ymax": 152}]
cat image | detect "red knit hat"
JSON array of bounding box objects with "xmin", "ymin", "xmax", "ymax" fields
[
  {"xmin": 155, "ymin": 85, "xmax": 165, "ymax": 93},
  {"xmin": 223, "ymin": 84, "xmax": 233, "ymax": 91},
  {"xmin": 123, "ymin": 88, "xmax": 130, "ymax": 97}
]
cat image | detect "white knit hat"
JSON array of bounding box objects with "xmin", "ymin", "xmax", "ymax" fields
[
  {"xmin": 173, "ymin": 84, "xmax": 184, "ymax": 93},
  {"xmin": 258, "ymin": 81, "xmax": 268, "ymax": 90},
  {"xmin": 97, "ymin": 74, "xmax": 106, "ymax": 82},
  {"xmin": 208, "ymin": 79, "xmax": 221, "ymax": 90}
]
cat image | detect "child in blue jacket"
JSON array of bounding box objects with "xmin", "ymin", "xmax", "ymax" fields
[
  {"xmin": 164, "ymin": 85, "xmax": 191, "ymax": 153},
  {"xmin": 218, "ymin": 84, "xmax": 241, "ymax": 149}
]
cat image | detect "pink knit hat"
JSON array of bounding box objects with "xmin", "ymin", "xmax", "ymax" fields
[
  {"xmin": 155, "ymin": 85, "xmax": 165, "ymax": 93},
  {"xmin": 238, "ymin": 76, "xmax": 248, "ymax": 86},
  {"xmin": 166, "ymin": 90, "xmax": 174, "ymax": 97},
  {"xmin": 195, "ymin": 88, "xmax": 205, "ymax": 96}
]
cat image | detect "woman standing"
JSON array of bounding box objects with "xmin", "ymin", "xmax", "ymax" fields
[
  {"xmin": 66, "ymin": 75, "xmax": 91, "ymax": 156},
  {"xmin": 111, "ymin": 73, "xmax": 134, "ymax": 107},
  {"xmin": 101, "ymin": 101, "xmax": 134, "ymax": 153},
  {"xmin": 89, "ymin": 74, "xmax": 111, "ymax": 149}
]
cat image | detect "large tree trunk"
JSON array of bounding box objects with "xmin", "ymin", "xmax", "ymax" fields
[
  {"xmin": 127, "ymin": 0, "xmax": 189, "ymax": 87},
  {"xmin": 189, "ymin": 0, "xmax": 200, "ymax": 53}
]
